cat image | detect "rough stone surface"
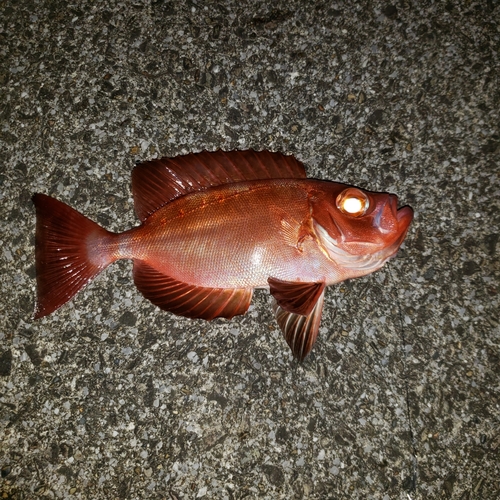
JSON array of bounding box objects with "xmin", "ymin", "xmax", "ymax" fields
[{"xmin": 1, "ymin": 1, "xmax": 499, "ymax": 499}]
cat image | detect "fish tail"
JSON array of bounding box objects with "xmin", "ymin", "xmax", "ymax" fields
[{"xmin": 32, "ymin": 193, "xmax": 118, "ymax": 319}]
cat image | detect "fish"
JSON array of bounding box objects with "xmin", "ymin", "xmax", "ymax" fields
[{"xmin": 33, "ymin": 150, "xmax": 413, "ymax": 360}]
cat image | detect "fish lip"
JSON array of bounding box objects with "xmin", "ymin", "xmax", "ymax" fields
[
  {"xmin": 380, "ymin": 196, "xmax": 413, "ymax": 237},
  {"xmin": 396, "ymin": 205, "xmax": 414, "ymax": 231},
  {"xmin": 384, "ymin": 205, "xmax": 413, "ymax": 259}
]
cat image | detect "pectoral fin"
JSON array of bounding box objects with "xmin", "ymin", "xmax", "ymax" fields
[{"xmin": 271, "ymin": 289, "xmax": 325, "ymax": 361}]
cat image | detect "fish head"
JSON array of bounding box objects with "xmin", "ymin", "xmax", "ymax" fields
[{"xmin": 311, "ymin": 183, "xmax": 413, "ymax": 277}]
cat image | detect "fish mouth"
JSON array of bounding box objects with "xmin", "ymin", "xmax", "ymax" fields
[
  {"xmin": 384, "ymin": 204, "xmax": 413, "ymax": 259},
  {"xmin": 389, "ymin": 195, "xmax": 413, "ymax": 227},
  {"xmin": 372, "ymin": 199, "xmax": 413, "ymax": 261},
  {"xmin": 396, "ymin": 205, "xmax": 414, "ymax": 233}
]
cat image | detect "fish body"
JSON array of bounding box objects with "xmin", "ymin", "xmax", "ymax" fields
[{"xmin": 33, "ymin": 150, "xmax": 413, "ymax": 360}]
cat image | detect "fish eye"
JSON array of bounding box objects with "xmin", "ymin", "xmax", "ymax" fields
[{"xmin": 336, "ymin": 188, "xmax": 370, "ymax": 217}]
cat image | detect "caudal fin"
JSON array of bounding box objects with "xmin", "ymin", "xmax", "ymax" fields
[{"xmin": 32, "ymin": 193, "xmax": 116, "ymax": 319}]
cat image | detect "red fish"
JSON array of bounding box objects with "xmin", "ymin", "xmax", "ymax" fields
[{"xmin": 33, "ymin": 150, "xmax": 413, "ymax": 360}]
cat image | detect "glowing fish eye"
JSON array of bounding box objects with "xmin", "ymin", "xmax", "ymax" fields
[
  {"xmin": 342, "ymin": 197, "xmax": 363, "ymax": 214},
  {"xmin": 336, "ymin": 188, "xmax": 369, "ymax": 217}
]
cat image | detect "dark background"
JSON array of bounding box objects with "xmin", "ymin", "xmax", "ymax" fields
[{"xmin": 1, "ymin": 0, "xmax": 498, "ymax": 498}]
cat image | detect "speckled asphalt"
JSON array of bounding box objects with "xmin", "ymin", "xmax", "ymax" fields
[{"xmin": 1, "ymin": 1, "xmax": 499, "ymax": 499}]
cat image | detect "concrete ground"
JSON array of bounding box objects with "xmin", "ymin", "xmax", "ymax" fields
[{"xmin": 1, "ymin": 0, "xmax": 498, "ymax": 498}]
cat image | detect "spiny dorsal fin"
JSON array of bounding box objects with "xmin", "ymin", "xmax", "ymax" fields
[{"xmin": 131, "ymin": 149, "xmax": 307, "ymax": 221}]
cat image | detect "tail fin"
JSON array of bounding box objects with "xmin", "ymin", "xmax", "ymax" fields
[{"xmin": 32, "ymin": 193, "xmax": 116, "ymax": 319}]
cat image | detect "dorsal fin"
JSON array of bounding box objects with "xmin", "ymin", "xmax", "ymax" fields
[{"xmin": 131, "ymin": 149, "xmax": 307, "ymax": 221}]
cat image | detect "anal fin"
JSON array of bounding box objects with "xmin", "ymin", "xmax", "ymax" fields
[{"xmin": 133, "ymin": 261, "xmax": 253, "ymax": 320}]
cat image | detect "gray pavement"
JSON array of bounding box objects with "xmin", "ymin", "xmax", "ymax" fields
[{"xmin": 1, "ymin": 1, "xmax": 499, "ymax": 498}]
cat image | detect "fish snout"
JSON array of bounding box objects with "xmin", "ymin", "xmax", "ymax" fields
[
  {"xmin": 396, "ymin": 205, "xmax": 414, "ymax": 231},
  {"xmin": 387, "ymin": 194, "xmax": 413, "ymax": 230}
]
